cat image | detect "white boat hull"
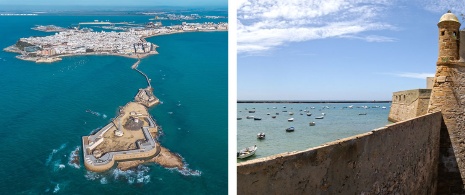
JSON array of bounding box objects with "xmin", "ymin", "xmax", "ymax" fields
[{"xmin": 237, "ymin": 146, "xmax": 257, "ymax": 159}]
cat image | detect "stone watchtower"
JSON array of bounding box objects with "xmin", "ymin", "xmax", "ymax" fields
[{"xmin": 428, "ymin": 11, "xmax": 465, "ymax": 193}]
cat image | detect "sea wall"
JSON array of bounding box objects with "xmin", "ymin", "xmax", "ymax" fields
[
  {"xmin": 82, "ymin": 136, "xmax": 159, "ymax": 172},
  {"xmin": 237, "ymin": 112, "xmax": 442, "ymax": 194},
  {"xmin": 388, "ymin": 89, "xmax": 431, "ymax": 122}
]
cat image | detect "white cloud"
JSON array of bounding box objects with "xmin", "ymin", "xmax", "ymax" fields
[
  {"xmin": 389, "ymin": 72, "xmax": 435, "ymax": 79},
  {"xmin": 418, "ymin": 0, "xmax": 465, "ymax": 14},
  {"xmin": 237, "ymin": 0, "xmax": 397, "ymax": 54}
]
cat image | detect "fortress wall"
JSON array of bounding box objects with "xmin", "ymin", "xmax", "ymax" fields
[
  {"xmin": 237, "ymin": 112, "xmax": 441, "ymax": 195},
  {"xmin": 388, "ymin": 89, "xmax": 431, "ymax": 122}
]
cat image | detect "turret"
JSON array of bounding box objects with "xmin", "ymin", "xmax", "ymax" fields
[{"xmin": 437, "ymin": 10, "xmax": 460, "ymax": 64}]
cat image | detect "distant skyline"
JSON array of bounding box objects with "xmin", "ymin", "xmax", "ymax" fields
[
  {"xmin": 237, "ymin": 0, "xmax": 465, "ymax": 101},
  {"xmin": 0, "ymin": 0, "xmax": 227, "ymax": 7}
]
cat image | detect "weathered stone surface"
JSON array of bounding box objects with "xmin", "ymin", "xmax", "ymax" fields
[
  {"xmin": 237, "ymin": 113, "xmax": 441, "ymax": 195},
  {"xmin": 388, "ymin": 89, "xmax": 431, "ymax": 122}
]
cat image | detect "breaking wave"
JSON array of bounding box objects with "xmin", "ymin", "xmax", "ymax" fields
[
  {"xmin": 68, "ymin": 146, "xmax": 81, "ymax": 169},
  {"xmin": 46, "ymin": 143, "xmax": 67, "ymax": 166},
  {"xmin": 84, "ymin": 165, "xmax": 151, "ymax": 185},
  {"xmin": 53, "ymin": 184, "xmax": 60, "ymax": 193}
]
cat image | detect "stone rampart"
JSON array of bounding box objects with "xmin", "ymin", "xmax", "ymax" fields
[
  {"xmin": 388, "ymin": 89, "xmax": 431, "ymax": 122},
  {"xmin": 237, "ymin": 112, "xmax": 442, "ymax": 194}
]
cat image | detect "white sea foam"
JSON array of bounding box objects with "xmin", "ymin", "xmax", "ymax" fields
[
  {"xmin": 100, "ymin": 177, "xmax": 108, "ymax": 184},
  {"xmin": 59, "ymin": 164, "xmax": 65, "ymax": 169},
  {"xmin": 46, "ymin": 143, "xmax": 67, "ymax": 166},
  {"xmin": 68, "ymin": 146, "xmax": 80, "ymax": 169},
  {"xmin": 102, "ymin": 114, "xmax": 107, "ymax": 119},
  {"xmin": 112, "ymin": 165, "xmax": 151, "ymax": 185},
  {"xmin": 52, "ymin": 184, "xmax": 60, "ymax": 193},
  {"xmin": 84, "ymin": 171, "xmax": 101, "ymax": 181}
]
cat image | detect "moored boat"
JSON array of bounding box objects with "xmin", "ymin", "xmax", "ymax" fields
[
  {"xmin": 306, "ymin": 113, "xmax": 312, "ymax": 116},
  {"xmin": 286, "ymin": 127, "xmax": 295, "ymax": 132},
  {"xmin": 237, "ymin": 117, "xmax": 242, "ymax": 120},
  {"xmin": 288, "ymin": 118, "xmax": 294, "ymax": 122},
  {"xmin": 237, "ymin": 145, "xmax": 257, "ymax": 159},
  {"xmin": 254, "ymin": 117, "xmax": 262, "ymax": 120},
  {"xmin": 249, "ymin": 110, "xmax": 256, "ymax": 113},
  {"xmin": 272, "ymin": 116, "xmax": 276, "ymax": 118},
  {"xmin": 315, "ymin": 116, "xmax": 324, "ymax": 119},
  {"xmin": 309, "ymin": 122, "xmax": 316, "ymax": 126},
  {"xmin": 257, "ymin": 133, "xmax": 265, "ymax": 139},
  {"xmin": 246, "ymin": 116, "xmax": 254, "ymax": 119}
]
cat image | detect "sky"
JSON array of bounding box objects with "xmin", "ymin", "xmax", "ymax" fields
[
  {"xmin": 237, "ymin": 0, "xmax": 465, "ymax": 101},
  {"xmin": 0, "ymin": 0, "xmax": 227, "ymax": 7}
]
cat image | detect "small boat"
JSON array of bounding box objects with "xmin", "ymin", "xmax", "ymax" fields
[
  {"xmin": 271, "ymin": 116, "xmax": 276, "ymax": 118},
  {"xmin": 306, "ymin": 113, "xmax": 312, "ymax": 116},
  {"xmin": 309, "ymin": 122, "xmax": 316, "ymax": 126},
  {"xmin": 282, "ymin": 110, "xmax": 287, "ymax": 112},
  {"xmin": 321, "ymin": 113, "xmax": 326, "ymax": 116},
  {"xmin": 249, "ymin": 110, "xmax": 256, "ymax": 113},
  {"xmin": 286, "ymin": 127, "xmax": 295, "ymax": 132},
  {"xmin": 237, "ymin": 118, "xmax": 242, "ymax": 120},
  {"xmin": 288, "ymin": 118, "xmax": 294, "ymax": 122},
  {"xmin": 246, "ymin": 116, "xmax": 254, "ymax": 119},
  {"xmin": 315, "ymin": 116, "xmax": 324, "ymax": 119},
  {"xmin": 257, "ymin": 133, "xmax": 265, "ymax": 139},
  {"xmin": 276, "ymin": 113, "xmax": 280, "ymax": 115},
  {"xmin": 254, "ymin": 117, "xmax": 262, "ymax": 120},
  {"xmin": 381, "ymin": 106, "xmax": 387, "ymax": 109},
  {"xmin": 300, "ymin": 113, "xmax": 303, "ymax": 115},
  {"xmin": 266, "ymin": 113, "xmax": 270, "ymax": 115},
  {"xmin": 289, "ymin": 112, "xmax": 294, "ymax": 115},
  {"xmin": 237, "ymin": 145, "xmax": 257, "ymax": 159},
  {"xmin": 358, "ymin": 113, "xmax": 367, "ymax": 115}
]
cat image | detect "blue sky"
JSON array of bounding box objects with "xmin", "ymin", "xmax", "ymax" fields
[
  {"xmin": 0, "ymin": 0, "xmax": 226, "ymax": 6},
  {"xmin": 237, "ymin": 0, "xmax": 465, "ymax": 101}
]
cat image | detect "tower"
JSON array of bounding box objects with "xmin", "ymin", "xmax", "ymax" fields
[
  {"xmin": 428, "ymin": 11, "xmax": 465, "ymax": 193},
  {"xmin": 437, "ymin": 10, "xmax": 460, "ymax": 64}
]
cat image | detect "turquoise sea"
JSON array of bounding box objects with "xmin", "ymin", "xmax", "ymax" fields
[
  {"xmin": 0, "ymin": 11, "xmax": 227, "ymax": 194},
  {"xmin": 237, "ymin": 103, "xmax": 392, "ymax": 162}
]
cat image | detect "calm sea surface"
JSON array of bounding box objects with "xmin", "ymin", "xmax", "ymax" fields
[
  {"xmin": 0, "ymin": 12, "xmax": 227, "ymax": 194},
  {"xmin": 237, "ymin": 103, "xmax": 392, "ymax": 162}
]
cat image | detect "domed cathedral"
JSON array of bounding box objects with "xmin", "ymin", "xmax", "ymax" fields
[{"xmin": 428, "ymin": 11, "xmax": 465, "ymax": 194}]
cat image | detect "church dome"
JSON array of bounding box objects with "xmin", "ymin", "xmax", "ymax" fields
[{"xmin": 439, "ymin": 11, "xmax": 460, "ymax": 23}]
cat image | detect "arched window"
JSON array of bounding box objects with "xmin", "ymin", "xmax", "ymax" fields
[{"xmin": 442, "ymin": 31, "xmax": 445, "ymax": 36}]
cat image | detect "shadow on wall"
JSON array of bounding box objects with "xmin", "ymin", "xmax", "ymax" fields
[{"xmin": 437, "ymin": 117, "xmax": 465, "ymax": 194}]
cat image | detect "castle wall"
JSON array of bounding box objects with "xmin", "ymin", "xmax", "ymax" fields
[
  {"xmin": 237, "ymin": 112, "xmax": 441, "ymax": 195},
  {"xmin": 388, "ymin": 89, "xmax": 431, "ymax": 122},
  {"xmin": 428, "ymin": 63, "xmax": 465, "ymax": 194}
]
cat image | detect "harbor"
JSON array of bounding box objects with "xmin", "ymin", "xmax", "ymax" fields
[{"xmin": 237, "ymin": 102, "xmax": 391, "ymax": 161}]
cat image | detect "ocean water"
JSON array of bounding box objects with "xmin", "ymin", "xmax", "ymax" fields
[
  {"xmin": 0, "ymin": 13, "xmax": 227, "ymax": 194},
  {"xmin": 237, "ymin": 103, "xmax": 392, "ymax": 162}
]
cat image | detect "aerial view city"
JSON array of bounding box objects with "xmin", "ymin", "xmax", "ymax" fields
[
  {"xmin": 0, "ymin": 0, "xmax": 227, "ymax": 194},
  {"xmin": 237, "ymin": 0, "xmax": 465, "ymax": 194}
]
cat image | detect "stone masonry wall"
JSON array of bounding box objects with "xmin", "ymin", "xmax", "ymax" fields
[
  {"xmin": 428, "ymin": 63, "xmax": 465, "ymax": 194},
  {"xmin": 237, "ymin": 112, "xmax": 442, "ymax": 195},
  {"xmin": 388, "ymin": 89, "xmax": 431, "ymax": 122}
]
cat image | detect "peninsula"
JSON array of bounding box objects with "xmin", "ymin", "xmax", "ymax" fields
[
  {"xmin": 3, "ymin": 21, "xmax": 228, "ymax": 172},
  {"xmin": 4, "ymin": 21, "xmax": 227, "ymax": 63}
]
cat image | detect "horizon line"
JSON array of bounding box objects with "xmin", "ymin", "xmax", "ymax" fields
[{"xmin": 237, "ymin": 100, "xmax": 392, "ymax": 103}]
